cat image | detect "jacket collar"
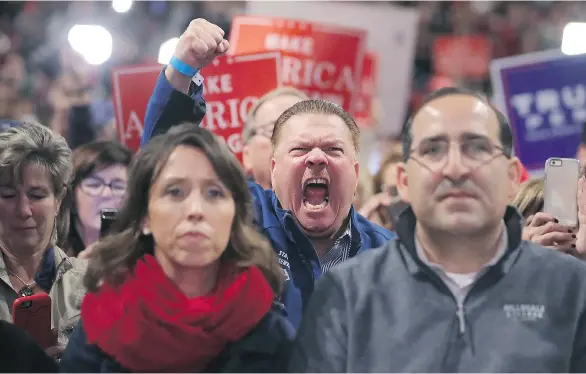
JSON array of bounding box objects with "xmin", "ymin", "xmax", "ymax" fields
[
  {"xmin": 0, "ymin": 245, "xmax": 71, "ymax": 292},
  {"xmin": 395, "ymin": 205, "xmax": 524, "ymax": 276}
]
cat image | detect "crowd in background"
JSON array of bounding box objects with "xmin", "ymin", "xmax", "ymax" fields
[{"xmin": 0, "ymin": 1, "xmax": 585, "ymax": 140}]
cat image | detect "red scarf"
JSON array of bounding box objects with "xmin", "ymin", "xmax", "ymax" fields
[{"xmin": 82, "ymin": 255, "xmax": 274, "ymax": 372}]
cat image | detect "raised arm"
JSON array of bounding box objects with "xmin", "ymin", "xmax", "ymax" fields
[{"xmin": 141, "ymin": 19, "xmax": 229, "ymax": 147}]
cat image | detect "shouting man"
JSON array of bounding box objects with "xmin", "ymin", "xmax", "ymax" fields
[{"xmin": 140, "ymin": 18, "xmax": 395, "ymax": 329}]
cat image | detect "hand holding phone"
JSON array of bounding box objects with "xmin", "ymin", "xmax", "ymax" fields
[
  {"xmin": 543, "ymin": 158, "xmax": 580, "ymax": 228},
  {"xmin": 523, "ymin": 212, "xmax": 576, "ymax": 250},
  {"xmin": 12, "ymin": 293, "xmax": 54, "ymax": 350}
]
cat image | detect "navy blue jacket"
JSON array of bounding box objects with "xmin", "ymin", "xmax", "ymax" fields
[
  {"xmin": 140, "ymin": 69, "xmax": 396, "ymax": 329},
  {"xmin": 59, "ymin": 307, "xmax": 294, "ymax": 373}
]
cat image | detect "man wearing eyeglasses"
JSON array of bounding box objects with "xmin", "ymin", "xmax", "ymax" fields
[
  {"xmin": 290, "ymin": 87, "xmax": 586, "ymax": 372},
  {"xmin": 242, "ymin": 87, "xmax": 308, "ymax": 189}
]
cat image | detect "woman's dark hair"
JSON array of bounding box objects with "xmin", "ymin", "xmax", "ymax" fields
[
  {"xmin": 66, "ymin": 141, "xmax": 132, "ymax": 256},
  {"xmin": 84, "ymin": 124, "xmax": 284, "ymax": 294}
]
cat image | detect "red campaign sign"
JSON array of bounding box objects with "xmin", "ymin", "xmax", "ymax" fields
[
  {"xmin": 199, "ymin": 52, "xmax": 282, "ymax": 163},
  {"xmin": 354, "ymin": 52, "xmax": 379, "ymax": 128},
  {"xmin": 111, "ymin": 64, "xmax": 162, "ymax": 153},
  {"xmin": 228, "ymin": 15, "xmax": 366, "ymax": 114},
  {"xmin": 110, "ymin": 53, "xmax": 281, "ymax": 160}
]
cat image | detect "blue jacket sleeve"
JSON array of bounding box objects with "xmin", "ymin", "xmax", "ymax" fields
[{"xmin": 141, "ymin": 68, "xmax": 206, "ymax": 147}]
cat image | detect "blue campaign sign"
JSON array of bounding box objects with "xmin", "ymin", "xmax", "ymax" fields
[{"xmin": 491, "ymin": 50, "xmax": 586, "ymax": 171}]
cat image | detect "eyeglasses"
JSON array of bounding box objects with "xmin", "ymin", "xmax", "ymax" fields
[
  {"xmin": 249, "ymin": 123, "xmax": 274, "ymax": 140},
  {"xmin": 408, "ymin": 136, "xmax": 508, "ymax": 172},
  {"xmin": 80, "ymin": 177, "xmax": 127, "ymax": 197}
]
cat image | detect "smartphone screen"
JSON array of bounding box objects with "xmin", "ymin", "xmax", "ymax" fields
[{"xmin": 100, "ymin": 208, "xmax": 118, "ymax": 238}]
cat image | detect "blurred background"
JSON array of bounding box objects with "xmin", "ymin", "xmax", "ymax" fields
[
  {"xmin": 0, "ymin": 0, "xmax": 584, "ymax": 195},
  {"xmin": 1, "ymin": 1, "xmax": 584, "ymax": 124}
]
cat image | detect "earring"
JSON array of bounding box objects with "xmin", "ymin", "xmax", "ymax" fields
[{"xmin": 142, "ymin": 227, "xmax": 151, "ymax": 236}]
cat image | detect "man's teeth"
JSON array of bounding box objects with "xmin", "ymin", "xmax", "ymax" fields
[
  {"xmin": 303, "ymin": 199, "xmax": 328, "ymax": 210},
  {"xmin": 302, "ymin": 177, "xmax": 329, "ymax": 210},
  {"xmin": 304, "ymin": 177, "xmax": 328, "ymax": 188}
]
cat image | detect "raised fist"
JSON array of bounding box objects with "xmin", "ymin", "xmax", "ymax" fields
[{"xmin": 174, "ymin": 18, "xmax": 229, "ymax": 69}]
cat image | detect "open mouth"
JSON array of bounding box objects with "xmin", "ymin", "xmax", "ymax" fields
[{"xmin": 302, "ymin": 177, "xmax": 329, "ymax": 210}]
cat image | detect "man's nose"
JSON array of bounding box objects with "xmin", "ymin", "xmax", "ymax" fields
[
  {"xmin": 441, "ymin": 145, "xmax": 471, "ymax": 180},
  {"xmin": 305, "ymin": 148, "xmax": 328, "ymax": 168}
]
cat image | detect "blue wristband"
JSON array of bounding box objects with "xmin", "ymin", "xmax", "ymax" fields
[{"xmin": 169, "ymin": 56, "xmax": 199, "ymax": 77}]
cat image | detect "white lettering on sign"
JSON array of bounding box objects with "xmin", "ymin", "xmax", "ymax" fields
[
  {"xmin": 264, "ymin": 34, "xmax": 314, "ymax": 56},
  {"xmin": 226, "ymin": 132, "xmax": 243, "ymax": 154},
  {"xmin": 281, "ymin": 56, "xmax": 354, "ymax": 92},
  {"xmin": 202, "ymin": 74, "xmax": 233, "ymax": 95},
  {"xmin": 124, "ymin": 111, "xmax": 144, "ymax": 140},
  {"xmin": 508, "ymin": 84, "xmax": 586, "ymax": 142},
  {"xmin": 203, "ymin": 96, "xmax": 258, "ymax": 131}
]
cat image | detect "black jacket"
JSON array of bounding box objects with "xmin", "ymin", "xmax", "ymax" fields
[
  {"xmin": 59, "ymin": 305, "xmax": 294, "ymax": 373},
  {"xmin": 0, "ymin": 320, "xmax": 58, "ymax": 372}
]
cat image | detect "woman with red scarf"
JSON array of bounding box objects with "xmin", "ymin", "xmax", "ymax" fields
[{"xmin": 59, "ymin": 125, "xmax": 293, "ymax": 372}]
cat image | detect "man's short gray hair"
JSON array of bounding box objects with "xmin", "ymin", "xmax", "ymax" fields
[
  {"xmin": 0, "ymin": 122, "xmax": 73, "ymax": 247},
  {"xmin": 243, "ymin": 87, "xmax": 309, "ymax": 144}
]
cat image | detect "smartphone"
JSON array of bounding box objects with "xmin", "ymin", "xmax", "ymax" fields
[
  {"xmin": 543, "ymin": 157, "xmax": 580, "ymax": 227},
  {"xmin": 100, "ymin": 208, "xmax": 118, "ymax": 238},
  {"xmin": 12, "ymin": 293, "xmax": 54, "ymax": 349}
]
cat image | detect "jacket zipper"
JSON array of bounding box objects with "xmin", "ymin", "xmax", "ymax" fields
[
  {"xmin": 419, "ymin": 266, "xmax": 467, "ymax": 333},
  {"xmin": 456, "ymin": 300, "xmax": 466, "ymax": 334}
]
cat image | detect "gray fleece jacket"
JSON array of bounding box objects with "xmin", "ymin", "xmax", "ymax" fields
[{"xmin": 289, "ymin": 206, "xmax": 586, "ymax": 373}]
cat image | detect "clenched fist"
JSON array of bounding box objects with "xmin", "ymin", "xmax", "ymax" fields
[
  {"xmin": 175, "ymin": 18, "xmax": 229, "ymax": 70},
  {"xmin": 166, "ymin": 18, "xmax": 229, "ymax": 93}
]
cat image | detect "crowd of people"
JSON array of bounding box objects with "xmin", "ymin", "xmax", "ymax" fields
[
  {"xmin": 1, "ymin": 8, "xmax": 586, "ymax": 374},
  {"xmin": 1, "ymin": 1, "xmax": 585, "ymax": 143}
]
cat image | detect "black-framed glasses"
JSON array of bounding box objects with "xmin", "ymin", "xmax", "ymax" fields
[
  {"xmin": 408, "ymin": 136, "xmax": 508, "ymax": 172},
  {"xmin": 79, "ymin": 177, "xmax": 127, "ymax": 197}
]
